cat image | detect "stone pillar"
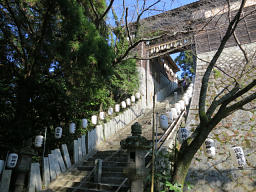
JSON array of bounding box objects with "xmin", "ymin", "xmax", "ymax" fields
[{"xmin": 120, "ymin": 122, "xmax": 151, "ymax": 192}]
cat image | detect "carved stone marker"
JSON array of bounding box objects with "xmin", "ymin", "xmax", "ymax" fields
[
  {"xmin": 48, "ymin": 154, "xmax": 57, "ymax": 181},
  {"xmin": 61, "ymin": 144, "xmax": 71, "ymax": 169},
  {"xmin": 0, "ymin": 170, "xmax": 12, "ymax": 192},
  {"xmin": 51, "ymin": 150, "xmax": 61, "ymax": 176},
  {"xmin": 78, "ymin": 138, "xmax": 82, "ymax": 161},
  {"xmin": 28, "ymin": 163, "xmax": 42, "ymax": 192},
  {"xmin": 43, "ymin": 157, "xmax": 50, "ymax": 187},
  {"xmin": 94, "ymin": 159, "xmax": 103, "ymax": 183},
  {"xmin": 81, "ymin": 135, "xmax": 86, "ymax": 157},
  {"xmin": 73, "ymin": 140, "xmax": 78, "ymax": 164},
  {"xmin": 53, "ymin": 149, "xmax": 66, "ymax": 172}
]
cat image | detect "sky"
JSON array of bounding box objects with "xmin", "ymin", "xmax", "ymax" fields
[{"xmin": 107, "ymin": 0, "xmax": 198, "ymax": 25}]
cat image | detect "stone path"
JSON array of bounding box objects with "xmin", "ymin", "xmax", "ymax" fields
[{"xmin": 97, "ymin": 93, "xmax": 180, "ymax": 151}]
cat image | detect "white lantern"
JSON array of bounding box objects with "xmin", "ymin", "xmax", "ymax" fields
[
  {"xmin": 230, "ymin": 146, "xmax": 246, "ymax": 168},
  {"xmin": 175, "ymin": 103, "xmax": 181, "ymax": 115},
  {"xmin": 121, "ymin": 101, "xmax": 126, "ymax": 109},
  {"xmin": 159, "ymin": 114, "xmax": 168, "ymax": 130},
  {"xmin": 35, "ymin": 135, "xmax": 44, "ymax": 147},
  {"xmin": 55, "ymin": 127, "xmax": 63, "ymax": 139},
  {"xmin": 186, "ymin": 91, "xmax": 192, "ymax": 98},
  {"xmin": 204, "ymin": 138, "xmax": 216, "ymax": 158},
  {"xmin": 82, "ymin": 118, "xmax": 88, "ymax": 128},
  {"xmin": 126, "ymin": 98, "xmax": 131, "ymax": 106},
  {"xmin": 91, "ymin": 115, "xmax": 98, "ymax": 125},
  {"xmin": 187, "ymin": 87, "xmax": 193, "ymax": 97},
  {"xmin": 0, "ymin": 160, "xmax": 4, "ymax": 174},
  {"xmin": 183, "ymin": 96, "xmax": 189, "ymax": 106},
  {"xmin": 108, "ymin": 107, "xmax": 113, "ymax": 115},
  {"xmin": 69, "ymin": 122, "xmax": 76, "ymax": 134},
  {"xmin": 131, "ymin": 95, "xmax": 136, "ymax": 103},
  {"xmin": 135, "ymin": 92, "xmax": 141, "ymax": 99},
  {"xmin": 179, "ymin": 100, "xmax": 185, "ymax": 111},
  {"xmin": 171, "ymin": 108, "xmax": 178, "ymax": 120},
  {"xmin": 178, "ymin": 128, "xmax": 190, "ymax": 143},
  {"xmin": 115, "ymin": 104, "xmax": 120, "ymax": 112},
  {"xmin": 99, "ymin": 112, "xmax": 105, "ymax": 120},
  {"xmin": 7, "ymin": 153, "xmax": 18, "ymax": 168}
]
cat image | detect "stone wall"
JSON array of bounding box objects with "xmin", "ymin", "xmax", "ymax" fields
[
  {"xmin": 87, "ymin": 99, "xmax": 145, "ymax": 153},
  {"xmin": 185, "ymin": 42, "xmax": 256, "ymax": 191}
]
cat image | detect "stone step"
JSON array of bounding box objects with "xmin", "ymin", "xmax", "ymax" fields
[
  {"xmin": 78, "ymin": 166, "xmax": 124, "ymax": 173},
  {"xmin": 56, "ymin": 171, "xmax": 90, "ymax": 181},
  {"xmin": 79, "ymin": 182, "xmax": 129, "ymax": 192},
  {"xmin": 77, "ymin": 165, "xmax": 94, "ymax": 171},
  {"xmin": 48, "ymin": 186, "xmax": 114, "ymax": 192},
  {"xmin": 68, "ymin": 169, "xmax": 90, "ymax": 176},
  {"xmin": 101, "ymin": 176, "xmax": 127, "ymax": 184},
  {"xmin": 102, "ymin": 172, "xmax": 125, "ymax": 178},
  {"xmin": 94, "ymin": 151, "xmax": 127, "ymax": 158},
  {"xmin": 87, "ymin": 156, "xmax": 128, "ymax": 162},
  {"xmin": 83, "ymin": 161, "xmax": 128, "ymax": 167}
]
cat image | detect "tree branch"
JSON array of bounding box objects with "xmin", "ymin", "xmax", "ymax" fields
[
  {"xmin": 98, "ymin": 0, "xmax": 115, "ymax": 22},
  {"xmin": 198, "ymin": 0, "xmax": 246, "ymax": 123},
  {"xmin": 206, "ymin": 83, "xmax": 239, "ymax": 118},
  {"xmin": 5, "ymin": 0, "xmax": 28, "ymax": 72},
  {"xmin": 130, "ymin": 44, "xmax": 187, "ymax": 61},
  {"xmin": 113, "ymin": 34, "xmax": 165, "ymax": 65},
  {"xmin": 88, "ymin": 0, "xmax": 99, "ymax": 21},
  {"xmin": 191, "ymin": 48, "xmax": 238, "ymax": 82},
  {"xmin": 225, "ymin": 92, "xmax": 256, "ymax": 114},
  {"xmin": 222, "ymin": 79, "xmax": 256, "ymax": 106},
  {"xmin": 226, "ymin": 0, "xmax": 249, "ymax": 66},
  {"xmin": 134, "ymin": 0, "xmax": 161, "ymax": 36},
  {"xmin": 125, "ymin": 7, "xmax": 132, "ymax": 45},
  {"xmin": 16, "ymin": 0, "xmax": 34, "ymax": 35}
]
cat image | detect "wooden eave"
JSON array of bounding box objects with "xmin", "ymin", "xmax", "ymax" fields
[{"xmin": 164, "ymin": 55, "xmax": 179, "ymax": 73}]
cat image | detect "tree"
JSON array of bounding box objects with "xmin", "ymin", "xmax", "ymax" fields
[
  {"xmin": 0, "ymin": 0, "xmax": 139, "ymax": 156},
  {"xmin": 174, "ymin": 50, "xmax": 194, "ymax": 79},
  {"xmin": 171, "ymin": 0, "xmax": 256, "ymax": 187}
]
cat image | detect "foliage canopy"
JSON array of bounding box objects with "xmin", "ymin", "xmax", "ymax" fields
[{"xmin": 0, "ymin": 0, "xmax": 139, "ymax": 156}]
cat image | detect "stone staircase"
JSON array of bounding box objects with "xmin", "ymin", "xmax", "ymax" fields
[
  {"xmin": 46, "ymin": 150, "xmax": 129, "ymax": 192},
  {"xmin": 45, "ymin": 91, "xmax": 185, "ymax": 192}
]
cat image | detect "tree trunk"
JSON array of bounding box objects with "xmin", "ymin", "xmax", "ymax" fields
[
  {"xmin": 172, "ymin": 123, "xmax": 212, "ymax": 187},
  {"xmin": 13, "ymin": 77, "xmax": 34, "ymax": 145},
  {"xmin": 172, "ymin": 144, "xmax": 198, "ymax": 187},
  {"xmin": 172, "ymin": 155, "xmax": 192, "ymax": 187}
]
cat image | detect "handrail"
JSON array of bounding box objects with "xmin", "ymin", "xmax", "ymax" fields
[
  {"xmin": 115, "ymin": 178, "xmax": 128, "ymax": 192},
  {"xmin": 144, "ymin": 119, "xmax": 175, "ymax": 159},
  {"xmin": 72, "ymin": 150, "xmax": 123, "ymax": 192},
  {"xmin": 145, "ymin": 110, "xmax": 185, "ymax": 168}
]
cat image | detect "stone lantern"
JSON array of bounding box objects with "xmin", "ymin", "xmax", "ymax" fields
[{"xmin": 120, "ymin": 122, "xmax": 151, "ymax": 192}]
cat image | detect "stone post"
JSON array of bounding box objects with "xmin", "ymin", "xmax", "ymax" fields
[
  {"xmin": 94, "ymin": 159, "xmax": 102, "ymax": 183},
  {"xmin": 120, "ymin": 122, "xmax": 151, "ymax": 192},
  {"xmin": 14, "ymin": 139, "xmax": 35, "ymax": 192}
]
